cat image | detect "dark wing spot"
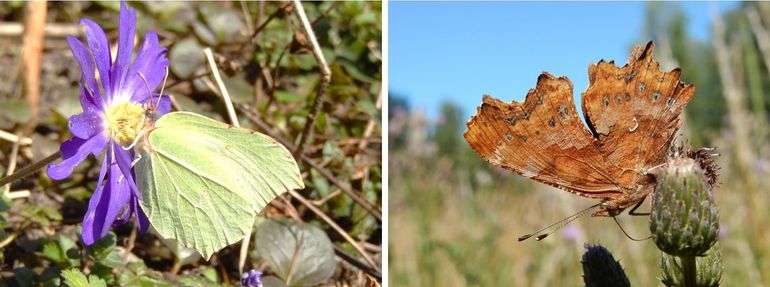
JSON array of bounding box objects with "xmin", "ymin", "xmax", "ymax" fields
[
  {"xmin": 639, "ymin": 82, "xmax": 646, "ymax": 92},
  {"xmin": 548, "ymin": 117, "xmax": 556, "ymax": 127},
  {"xmin": 625, "ymin": 92, "xmax": 631, "ymax": 101},
  {"xmin": 652, "ymin": 91, "xmax": 660, "ymax": 101},
  {"xmin": 603, "ymin": 95, "xmax": 610, "ymax": 107},
  {"xmin": 625, "ymin": 68, "xmax": 637, "ymax": 81},
  {"xmin": 615, "ymin": 93, "xmax": 622, "ymax": 103},
  {"xmin": 666, "ymin": 97, "xmax": 676, "ymax": 107},
  {"xmin": 505, "ymin": 133, "xmax": 513, "ymax": 141},
  {"xmin": 557, "ymin": 105, "xmax": 570, "ymax": 120},
  {"xmin": 518, "ymin": 135, "xmax": 527, "ymax": 142}
]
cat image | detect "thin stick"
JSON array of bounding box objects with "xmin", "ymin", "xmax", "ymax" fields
[
  {"xmin": 288, "ymin": 189, "xmax": 378, "ymax": 271},
  {"xmin": 291, "ymin": 0, "xmax": 331, "ymax": 157},
  {"xmin": 3, "ymin": 132, "xmax": 22, "ymax": 195},
  {"xmin": 0, "ymin": 22, "xmax": 79, "ymax": 37},
  {"xmin": 114, "ymin": 225, "xmax": 138, "ymax": 275},
  {"xmin": 250, "ymin": 3, "xmax": 292, "ymax": 41},
  {"xmin": 0, "ymin": 151, "xmax": 60, "ymax": 187},
  {"xmin": 7, "ymin": 190, "xmax": 30, "ymax": 199},
  {"xmin": 238, "ymin": 218, "xmax": 254, "ymax": 274},
  {"xmin": 204, "ymin": 48, "xmax": 240, "ymax": 127},
  {"xmin": 204, "ymin": 46, "xmax": 252, "ymax": 271},
  {"xmin": 359, "ymin": 89, "xmax": 382, "ymax": 150},
  {"xmin": 21, "ymin": 1, "xmax": 46, "ymax": 132},
  {"xmin": 0, "ymin": 129, "xmax": 32, "ymax": 145},
  {"xmin": 334, "ymin": 245, "xmax": 381, "ymax": 281},
  {"xmin": 240, "ymin": 1, "xmax": 254, "ymax": 35}
]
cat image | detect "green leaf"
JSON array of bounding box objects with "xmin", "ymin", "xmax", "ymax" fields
[
  {"xmin": 42, "ymin": 235, "xmax": 80, "ymax": 268},
  {"xmin": 61, "ymin": 269, "xmax": 105, "ymax": 287},
  {"xmin": 169, "ymin": 38, "xmax": 204, "ymax": 79},
  {"xmin": 135, "ymin": 112, "xmax": 304, "ymax": 259},
  {"xmin": 255, "ymin": 218, "xmax": 336, "ymax": 286},
  {"xmin": 87, "ymin": 275, "xmax": 108, "ymax": 287},
  {"xmin": 61, "ymin": 269, "xmax": 89, "ymax": 287},
  {"xmin": 87, "ymin": 232, "xmax": 116, "ymax": 261}
]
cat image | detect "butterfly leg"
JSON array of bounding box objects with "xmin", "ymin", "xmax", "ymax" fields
[
  {"xmin": 130, "ymin": 153, "xmax": 142, "ymax": 167},
  {"xmin": 628, "ymin": 196, "xmax": 650, "ymax": 216}
]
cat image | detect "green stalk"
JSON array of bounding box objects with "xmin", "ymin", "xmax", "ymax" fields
[
  {"xmin": 681, "ymin": 255, "xmax": 696, "ymax": 287},
  {"xmin": 0, "ymin": 151, "xmax": 60, "ymax": 187}
]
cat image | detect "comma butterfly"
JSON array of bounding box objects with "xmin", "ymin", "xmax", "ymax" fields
[{"xmin": 464, "ymin": 42, "xmax": 694, "ymax": 226}]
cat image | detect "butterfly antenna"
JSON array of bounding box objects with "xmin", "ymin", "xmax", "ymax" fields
[
  {"xmin": 518, "ymin": 203, "xmax": 601, "ymax": 241},
  {"xmin": 155, "ymin": 66, "xmax": 169, "ymax": 109},
  {"xmin": 612, "ymin": 216, "xmax": 652, "ymax": 241},
  {"xmin": 137, "ymin": 72, "xmax": 154, "ymax": 109}
]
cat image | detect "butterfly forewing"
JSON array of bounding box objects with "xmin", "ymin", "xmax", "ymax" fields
[
  {"xmin": 135, "ymin": 111, "xmax": 304, "ymax": 259},
  {"xmin": 464, "ymin": 73, "xmax": 623, "ymax": 198}
]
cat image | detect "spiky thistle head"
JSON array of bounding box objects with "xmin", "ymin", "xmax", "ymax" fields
[{"xmin": 649, "ymin": 146, "xmax": 720, "ymax": 257}]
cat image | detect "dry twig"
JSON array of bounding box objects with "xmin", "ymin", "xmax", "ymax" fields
[
  {"xmin": 291, "ymin": 0, "xmax": 332, "ymax": 157},
  {"xmin": 21, "ymin": 2, "xmax": 47, "ymax": 132}
]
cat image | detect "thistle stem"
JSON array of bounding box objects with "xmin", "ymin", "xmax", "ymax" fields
[
  {"xmin": 681, "ymin": 255, "xmax": 696, "ymax": 287},
  {"xmin": 0, "ymin": 151, "xmax": 60, "ymax": 187}
]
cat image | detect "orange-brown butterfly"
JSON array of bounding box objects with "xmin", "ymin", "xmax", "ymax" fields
[{"xmin": 463, "ymin": 42, "xmax": 694, "ymax": 240}]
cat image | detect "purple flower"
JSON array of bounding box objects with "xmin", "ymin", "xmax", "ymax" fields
[
  {"xmin": 241, "ymin": 270, "xmax": 263, "ymax": 287},
  {"xmin": 47, "ymin": 2, "xmax": 169, "ymax": 245}
]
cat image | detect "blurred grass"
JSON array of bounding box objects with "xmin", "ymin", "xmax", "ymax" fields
[{"xmin": 390, "ymin": 2, "xmax": 770, "ymax": 286}]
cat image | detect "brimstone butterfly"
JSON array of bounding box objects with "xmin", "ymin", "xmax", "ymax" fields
[{"xmin": 134, "ymin": 110, "xmax": 304, "ymax": 259}]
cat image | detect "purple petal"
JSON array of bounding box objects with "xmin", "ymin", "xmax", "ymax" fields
[
  {"xmin": 112, "ymin": 202, "xmax": 132, "ymax": 226},
  {"xmin": 81, "ymin": 150, "xmax": 110, "ymax": 245},
  {"xmin": 79, "ymin": 88, "xmax": 100, "ymax": 113},
  {"xmin": 126, "ymin": 31, "xmax": 168, "ymax": 103},
  {"xmin": 112, "ymin": 2, "xmax": 136, "ymax": 92},
  {"xmin": 82, "ymin": 146, "xmax": 133, "ymax": 245},
  {"xmin": 81, "ymin": 19, "xmax": 112, "ymax": 98},
  {"xmin": 68, "ymin": 111, "xmax": 103, "ymax": 139},
  {"xmin": 143, "ymin": 94, "xmax": 171, "ymax": 115},
  {"xmin": 113, "ymin": 146, "xmax": 141, "ymax": 199},
  {"xmin": 47, "ymin": 135, "xmax": 108, "ymax": 180},
  {"xmin": 133, "ymin": 197, "xmax": 150, "ymax": 233},
  {"xmin": 67, "ymin": 36, "xmax": 103, "ymax": 108}
]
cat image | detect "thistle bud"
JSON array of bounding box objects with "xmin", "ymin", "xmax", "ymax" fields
[
  {"xmin": 650, "ymin": 157, "xmax": 719, "ymax": 257},
  {"xmin": 660, "ymin": 243, "xmax": 723, "ymax": 287},
  {"xmin": 581, "ymin": 244, "xmax": 630, "ymax": 287}
]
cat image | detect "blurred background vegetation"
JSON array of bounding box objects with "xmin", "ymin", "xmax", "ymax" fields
[
  {"xmin": 0, "ymin": 1, "xmax": 381, "ymax": 286},
  {"xmin": 390, "ymin": 2, "xmax": 770, "ymax": 286}
]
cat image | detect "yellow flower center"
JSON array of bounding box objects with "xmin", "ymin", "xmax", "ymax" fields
[{"xmin": 104, "ymin": 101, "xmax": 145, "ymax": 145}]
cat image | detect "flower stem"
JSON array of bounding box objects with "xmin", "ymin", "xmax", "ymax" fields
[
  {"xmin": 681, "ymin": 255, "xmax": 696, "ymax": 287},
  {"xmin": 0, "ymin": 151, "xmax": 60, "ymax": 187}
]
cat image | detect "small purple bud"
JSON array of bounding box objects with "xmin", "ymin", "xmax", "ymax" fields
[{"xmin": 241, "ymin": 269, "xmax": 263, "ymax": 287}]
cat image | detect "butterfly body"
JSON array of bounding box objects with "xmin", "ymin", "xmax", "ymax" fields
[{"xmin": 464, "ymin": 42, "xmax": 694, "ymax": 217}]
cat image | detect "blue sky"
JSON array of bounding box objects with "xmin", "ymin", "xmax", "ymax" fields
[{"xmin": 390, "ymin": 2, "xmax": 740, "ymax": 120}]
